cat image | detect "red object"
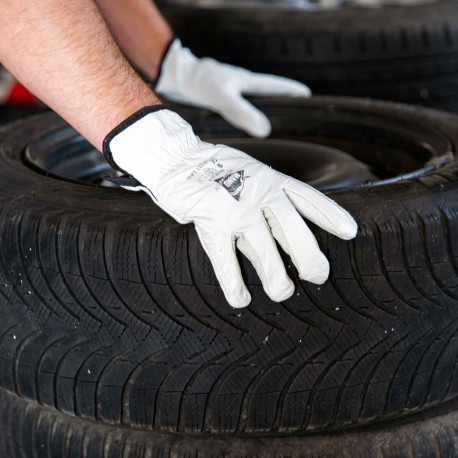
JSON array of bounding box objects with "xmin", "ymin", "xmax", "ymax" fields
[
  {"xmin": 0, "ymin": 66, "xmax": 37, "ymax": 106},
  {"xmin": 7, "ymin": 81, "xmax": 36, "ymax": 105}
]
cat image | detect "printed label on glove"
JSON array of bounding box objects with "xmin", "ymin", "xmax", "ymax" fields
[
  {"xmin": 214, "ymin": 170, "xmax": 248, "ymax": 201},
  {"xmin": 186, "ymin": 158, "xmax": 225, "ymax": 183},
  {"xmin": 186, "ymin": 158, "xmax": 249, "ymax": 201}
]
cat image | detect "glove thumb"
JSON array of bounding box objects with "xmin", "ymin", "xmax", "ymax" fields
[{"xmin": 218, "ymin": 95, "xmax": 272, "ymax": 138}]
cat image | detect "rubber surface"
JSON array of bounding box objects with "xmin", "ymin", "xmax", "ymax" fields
[
  {"xmin": 1, "ymin": 388, "xmax": 457, "ymax": 457},
  {"xmin": 0, "ymin": 97, "xmax": 456, "ymax": 454},
  {"xmin": 158, "ymin": 0, "xmax": 458, "ymax": 111}
]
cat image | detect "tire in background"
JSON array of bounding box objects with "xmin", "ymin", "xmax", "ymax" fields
[{"xmin": 158, "ymin": 0, "xmax": 458, "ymax": 112}]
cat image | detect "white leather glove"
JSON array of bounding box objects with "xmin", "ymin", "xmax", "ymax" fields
[
  {"xmin": 103, "ymin": 106, "xmax": 358, "ymax": 309},
  {"xmin": 155, "ymin": 38, "xmax": 312, "ymax": 138}
]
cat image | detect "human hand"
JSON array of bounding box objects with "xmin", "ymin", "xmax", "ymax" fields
[
  {"xmin": 103, "ymin": 107, "xmax": 357, "ymax": 309},
  {"xmin": 155, "ymin": 39, "xmax": 311, "ymax": 138}
]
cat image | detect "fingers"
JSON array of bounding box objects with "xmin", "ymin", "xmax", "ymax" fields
[
  {"xmin": 262, "ymin": 202, "xmax": 330, "ymax": 285},
  {"xmin": 195, "ymin": 225, "xmax": 251, "ymax": 309},
  {"xmin": 241, "ymin": 72, "xmax": 312, "ymax": 98},
  {"xmin": 283, "ymin": 178, "xmax": 358, "ymax": 240},
  {"xmin": 217, "ymin": 72, "xmax": 311, "ymax": 137},
  {"xmin": 236, "ymin": 222, "xmax": 295, "ymax": 302},
  {"xmin": 217, "ymin": 95, "xmax": 272, "ymax": 138}
]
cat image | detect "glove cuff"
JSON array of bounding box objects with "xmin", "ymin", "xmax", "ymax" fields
[
  {"xmin": 154, "ymin": 36, "xmax": 178, "ymax": 87},
  {"xmin": 102, "ymin": 105, "xmax": 166, "ymax": 173},
  {"xmin": 155, "ymin": 38, "xmax": 199, "ymax": 95},
  {"xmin": 102, "ymin": 106, "xmax": 204, "ymax": 190}
]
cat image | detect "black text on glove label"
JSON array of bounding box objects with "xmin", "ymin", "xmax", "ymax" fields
[{"xmin": 214, "ymin": 170, "xmax": 248, "ymax": 201}]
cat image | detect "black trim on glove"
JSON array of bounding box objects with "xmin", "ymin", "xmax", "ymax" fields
[
  {"xmin": 101, "ymin": 175, "xmax": 143, "ymax": 188},
  {"xmin": 102, "ymin": 105, "xmax": 166, "ymax": 173}
]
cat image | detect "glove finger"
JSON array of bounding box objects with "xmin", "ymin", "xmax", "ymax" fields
[
  {"xmin": 218, "ymin": 95, "xmax": 272, "ymax": 138},
  {"xmin": 283, "ymin": 178, "xmax": 358, "ymax": 240},
  {"xmin": 241, "ymin": 73, "xmax": 312, "ymax": 98},
  {"xmin": 236, "ymin": 222, "xmax": 295, "ymax": 302},
  {"xmin": 194, "ymin": 225, "xmax": 251, "ymax": 309},
  {"xmin": 263, "ymin": 200, "xmax": 329, "ymax": 285}
]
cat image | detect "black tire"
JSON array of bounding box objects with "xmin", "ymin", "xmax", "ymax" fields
[
  {"xmin": 1, "ymin": 388, "xmax": 457, "ymax": 457},
  {"xmin": 158, "ymin": 0, "xmax": 458, "ymax": 111},
  {"xmin": 0, "ymin": 97, "xmax": 457, "ymax": 456}
]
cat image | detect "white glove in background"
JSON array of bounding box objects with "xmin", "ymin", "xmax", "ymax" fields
[
  {"xmin": 155, "ymin": 39, "xmax": 312, "ymax": 138},
  {"xmin": 104, "ymin": 107, "xmax": 358, "ymax": 309}
]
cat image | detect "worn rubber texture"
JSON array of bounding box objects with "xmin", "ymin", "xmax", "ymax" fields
[
  {"xmin": 1, "ymin": 387, "xmax": 457, "ymax": 457},
  {"xmin": 158, "ymin": 0, "xmax": 458, "ymax": 111},
  {"xmin": 0, "ymin": 97, "xmax": 456, "ymax": 455}
]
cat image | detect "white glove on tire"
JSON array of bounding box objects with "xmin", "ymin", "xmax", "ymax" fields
[
  {"xmin": 103, "ymin": 106, "xmax": 358, "ymax": 309},
  {"xmin": 155, "ymin": 38, "xmax": 312, "ymax": 138}
]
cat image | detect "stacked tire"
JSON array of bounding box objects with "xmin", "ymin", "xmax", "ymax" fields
[
  {"xmin": 158, "ymin": 0, "xmax": 458, "ymax": 112},
  {"xmin": 0, "ymin": 97, "xmax": 456, "ymax": 456}
]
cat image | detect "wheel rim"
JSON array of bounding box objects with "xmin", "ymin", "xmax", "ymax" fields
[
  {"xmin": 23, "ymin": 99, "xmax": 454, "ymax": 191},
  {"xmin": 24, "ymin": 132, "xmax": 378, "ymax": 191}
]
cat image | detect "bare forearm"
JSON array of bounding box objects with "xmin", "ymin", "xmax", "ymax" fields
[
  {"xmin": 95, "ymin": 0, "xmax": 173, "ymax": 80},
  {"xmin": 0, "ymin": 0, "xmax": 160, "ymax": 150}
]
